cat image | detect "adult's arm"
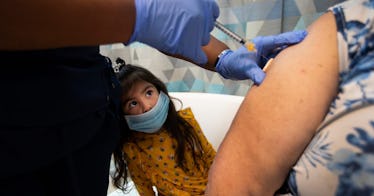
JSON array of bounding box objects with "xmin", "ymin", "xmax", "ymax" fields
[
  {"xmin": 206, "ymin": 12, "xmax": 339, "ymax": 195},
  {"xmin": 1, "ymin": 0, "xmax": 225, "ymax": 71},
  {"xmin": 1, "ymin": 0, "xmax": 135, "ymax": 50},
  {"xmin": 169, "ymin": 36, "xmax": 229, "ymax": 72}
]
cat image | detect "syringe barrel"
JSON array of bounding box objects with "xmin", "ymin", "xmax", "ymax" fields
[{"xmin": 214, "ymin": 21, "xmax": 246, "ymax": 45}]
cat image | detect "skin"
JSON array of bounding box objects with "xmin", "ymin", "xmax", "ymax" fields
[
  {"xmin": 121, "ymin": 80, "xmax": 159, "ymax": 115},
  {"xmin": 1, "ymin": 0, "xmax": 136, "ymax": 50},
  {"xmin": 167, "ymin": 36, "xmax": 229, "ymax": 71},
  {"xmin": 206, "ymin": 11, "xmax": 339, "ymax": 195},
  {"xmin": 0, "ymin": 0, "xmax": 228, "ymax": 70}
]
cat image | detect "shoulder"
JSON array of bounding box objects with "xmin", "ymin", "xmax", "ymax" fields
[
  {"xmin": 177, "ymin": 107, "xmax": 201, "ymax": 127},
  {"xmin": 177, "ymin": 107, "xmax": 200, "ymax": 125},
  {"xmin": 177, "ymin": 107, "xmax": 194, "ymax": 117}
]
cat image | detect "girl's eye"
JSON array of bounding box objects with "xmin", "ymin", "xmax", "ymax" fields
[
  {"xmin": 128, "ymin": 100, "xmax": 138, "ymax": 109},
  {"xmin": 146, "ymin": 89, "xmax": 154, "ymax": 97}
]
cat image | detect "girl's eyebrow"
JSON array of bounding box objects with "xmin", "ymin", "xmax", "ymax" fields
[
  {"xmin": 122, "ymin": 96, "xmax": 132, "ymax": 106},
  {"xmin": 122, "ymin": 84, "xmax": 156, "ymax": 104},
  {"xmin": 143, "ymin": 84, "xmax": 156, "ymax": 93}
]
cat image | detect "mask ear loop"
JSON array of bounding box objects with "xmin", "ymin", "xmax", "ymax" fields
[{"xmin": 170, "ymin": 96, "xmax": 183, "ymax": 111}]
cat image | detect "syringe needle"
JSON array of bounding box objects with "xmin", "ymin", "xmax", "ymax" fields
[
  {"xmin": 214, "ymin": 20, "xmax": 272, "ymax": 70},
  {"xmin": 214, "ymin": 21, "xmax": 246, "ymax": 45}
]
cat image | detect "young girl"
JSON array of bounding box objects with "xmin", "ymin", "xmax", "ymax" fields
[{"xmin": 112, "ymin": 62, "xmax": 216, "ymax": 195}]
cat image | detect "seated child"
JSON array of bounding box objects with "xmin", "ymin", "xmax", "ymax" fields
[{"xmin": 111, "ymin": 62, "xmax": 216, "ymax": 195}]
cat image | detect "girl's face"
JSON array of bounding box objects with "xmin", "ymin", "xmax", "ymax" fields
[{"xmin": 121, "ymin": 80, "xmax": 159, "ymax": 115}]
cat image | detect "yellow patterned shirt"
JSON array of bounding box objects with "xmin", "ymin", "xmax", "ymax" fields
[{"xmin": 123, "ymin": 107, "xmax": 216, "ymax": 196}]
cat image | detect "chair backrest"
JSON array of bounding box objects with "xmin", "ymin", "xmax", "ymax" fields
[{"xmin": 170, "ymin": 92, "xmax": 244, "ymax": 150}]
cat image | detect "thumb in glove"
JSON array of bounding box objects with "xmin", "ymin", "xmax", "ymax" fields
[
  {"xmin": 215, "ymin": 46, "xmax": 265, "ymax": 85},
  {"xmin": 252, "ymin": 30, "xmax": 307, "ymax": 66}
]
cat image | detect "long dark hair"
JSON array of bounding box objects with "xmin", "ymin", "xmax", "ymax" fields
[{"xmin": 112, "ymin": 60, "xmax": 206, "ymax": 192}]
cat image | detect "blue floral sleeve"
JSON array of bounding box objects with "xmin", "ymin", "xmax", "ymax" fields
[{"xmin": 287, "ymin": 0, "xmax": 374, "ymax": 195}]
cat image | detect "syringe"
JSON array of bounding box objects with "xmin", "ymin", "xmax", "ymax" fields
[
  {"xmin": 214, "ymin": 21, "xmax": 256, "ymax": 52},
  {"xmin": 214, "ymin": 20, "xmax": 273, "ymax": 71}
]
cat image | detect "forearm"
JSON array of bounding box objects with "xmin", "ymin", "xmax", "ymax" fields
[
  {"xmin": 1, "ymin": 0, "xmax": 135, "ymax": 50},
  {"xmin": 168, "ymin": 35, "xmax": 228, "ymax": 71},
  {"xmin": 201, "ymin": 36, "xmax": 229, "ymax": 71}
]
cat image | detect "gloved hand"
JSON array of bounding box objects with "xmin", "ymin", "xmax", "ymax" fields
[
  {"xmin": 216, "ymin": 30, "xmax": 307, "ymax": 85},
  {"xmin": 253, "ymin": 30, "xmax": 308, "ymax": 67},
  {"xmin": 215, "ymin": 47, "xmax": 265, "ymax": 85},
  {"xmin": 127, "ymin": 0, "xmax": 220, "ymax": 65}
]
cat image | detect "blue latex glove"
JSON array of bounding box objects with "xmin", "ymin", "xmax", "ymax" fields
[
  {"xmin": 127, "ymin": 0, "xmax": 220, "ymax": 65},
  {"xmin": 215, "ymin": 47, "xmax": 265, "ymax": 85},
  {"xmin": 216, "ymin": 30, "xmax": 307, "ymax": 85},
  {"xmin": 253, "ymin": 30, "xmax": 308, "ymax": 67}
]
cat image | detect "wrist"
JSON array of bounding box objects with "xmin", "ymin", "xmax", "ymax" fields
[{"xmin": 215, "ymin": 49, "xmax": 232, "ymax": 67}]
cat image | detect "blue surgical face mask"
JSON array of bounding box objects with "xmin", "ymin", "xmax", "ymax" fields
[{"xmin": 124, "ymin": 91, "xmax": 170, "ymax": 133}]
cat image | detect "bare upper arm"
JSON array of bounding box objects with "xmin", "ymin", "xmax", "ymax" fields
[
  {"xmin": 207, "ymin": 12, "xmax": 340, "ymax": 195},
  {"xmin": 1, "ymin": 0, "xmax": 136, "ymax": 50}
]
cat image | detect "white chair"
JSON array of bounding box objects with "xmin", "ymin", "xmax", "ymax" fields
[{"xmin": 169, "ymin": 92, "xmax": 244, "ymax": 150}]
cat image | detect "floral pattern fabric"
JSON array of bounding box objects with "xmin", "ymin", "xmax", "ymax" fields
[
  {"xmin": 122, "ymin": 107, "xmax": 216, "ymax": 196},
  {"xmin": 287, "ymin": 0, "xmax": 374, "ymax": 195}
]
